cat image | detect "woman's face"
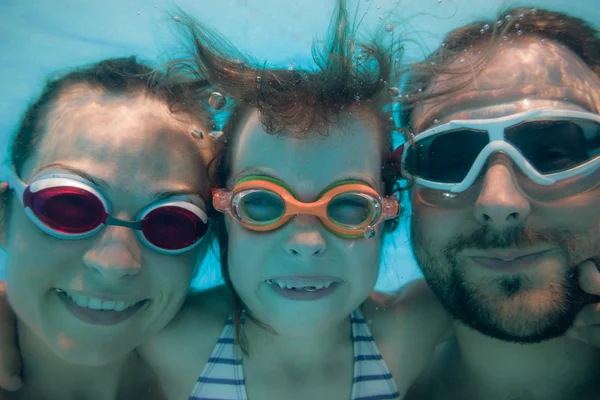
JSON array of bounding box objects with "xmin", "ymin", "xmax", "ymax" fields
[
  {"xmin": 226, "ymin": 109, "xmax": 386, "ymax": 337},
  {"xmin": 3, "ymin": 87, "xmax": 212, "ymax": 366}
]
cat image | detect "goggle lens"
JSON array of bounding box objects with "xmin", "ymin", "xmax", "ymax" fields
[
  {"xmin": 326, "ymin": 192, "xmax": 375, "ymax": 227},
  {"xmin": 235, "ymin": 190, "xmax": 285, "ymax": 225},
  {"xmin": 30, "ymin": 186, "xmax": 106, "ymax": 234},
  {"xmin": 506, "ymin": 119, "xmax": 600, "ymax": 174},
  {"xmin": 142, "ymin": 206, "xmax": 208, "ymax": 250}
]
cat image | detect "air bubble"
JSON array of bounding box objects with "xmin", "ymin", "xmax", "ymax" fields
[
  {"xmin": 515, "ymin": 23, "xmax": 521, "ymax": 29},
  {"xmin": 484, "ymin": 24, "xmax": 490, "ymax": 30},
  {"xmin": 209, "ymin": 131, "xmax": 224, "ymax": 140},
  {"xmin": 441, "ymin": 42, "xmax": 446, "ymax": 48},
  {"xmin": 288, "ymin": 66, "xmax": 294, "ymax": 71},
  {"xmin": 541, "ymin": 39, "xmax": 546, "ymax": 44},
  {"xmin": 519, "ymin": 13, "xmax": 525, "ymax": 20},
  {"xmin": 208, "ymin": 92, "xmax": 226, "ymax": 110},
  {"xmin": 155, "ymin": 4, "xmax": 158, "ymax": 8},
  {"xmin": 191, "ymin": 129, "xmax": 203, "ymax": 139},
  {"xmin": 173, "ymin": 16, "xmax": 180, "ymax": 22},
  {"xmin": 379, "ymin": 15, "xmax": 384, "ymax": 20},
  {"xmin": 505, "ymin": 14, "xmax": 513, "ymax": 21},
  {"xmin": 433, "ymin": 119, "xmax": 440, "ymax": 124},
  {"xmin": 442, "ymin": 192, "xmax": 457, "ymax": 199},
  {"xmin": 137, "ymin": 11, "xmax": 141, "ymax": 15},
  {"xmin": 438, "ymin": 0, "xmax": 441, "ymax": 3},
  {"xmin": 385, "ymin": 23, "xmax": 394, "ymax": 33},
  {"xmin": 532, "ymin": 8, "xmax": 537, "ymax": 13},
  {"xmin": 517, "ymin": 30, "xmax": 523, "ymax": 36},
  {"xmin": 480, "ymin": 29, "xmax": 485, "ymax": 34},
  {"xmin": 497, "ymin": 20, "xmax": 503, "ymax": 27},
  {"xmin": 502, "ymin": 35, "xmax": 508, "ymax": 41},
  {"xmin": 377, "ymin": 5, "xmax": 381, "ymax": 9},
  {"xmin": 355, "ymin": 95, "xmax": 361, "ymax": 101}
]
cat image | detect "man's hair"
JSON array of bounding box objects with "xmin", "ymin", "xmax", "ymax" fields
[
  {"xmin": 399, "ymin": 7, "xmax": 600, "ymax": 130},
  {"xmin": 164, "ymin": 0, "xmax": 403, "ymax": 353}
]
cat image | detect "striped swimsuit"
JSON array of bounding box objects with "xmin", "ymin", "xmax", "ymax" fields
[{"xmin": 188, "ymin": 309, "xmax": 401, "ymax": 400}]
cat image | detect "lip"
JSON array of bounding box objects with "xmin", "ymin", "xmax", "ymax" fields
[
  {"xmin": 465, "ymin": 249, "xmax": 554, "ymax": 272},
  {"xmin": 266, "ymin": 276, "xmax": 343, "ymax": 301},
  {"xmin": 56, "ymin": 290, "xmax": 149, "ymax": 326}
]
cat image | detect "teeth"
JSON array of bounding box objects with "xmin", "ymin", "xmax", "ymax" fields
[
  {"xmin": 56, "ymin": 289, "xmax": 138, "ymax": 312},
  {"xmin": 266, "ymin": 280, "xmax": 341, "ymax": 291}
]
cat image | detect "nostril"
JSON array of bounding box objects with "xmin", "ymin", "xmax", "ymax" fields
[
  {"xmin": 482, "ymin": 214, "xmax": 491, "ymax": 222},
  {"xmin": 507, "ymin": 212, "xmax": 519, "ymax": 221},
  {"xmin": 290, "ymin": 249, "xmax": 299, "ymax": 255}
]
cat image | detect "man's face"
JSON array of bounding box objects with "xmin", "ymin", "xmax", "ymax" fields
[{"xmin": 409, "ymin": 37, "xmax": 600, "ymax": 343}]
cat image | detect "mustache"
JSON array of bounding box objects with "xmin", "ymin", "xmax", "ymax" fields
[{"xmin": 443, "ymin": 226, "xmax": 578, "ymax": 257}]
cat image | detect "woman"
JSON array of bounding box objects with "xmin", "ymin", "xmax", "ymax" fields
[{"xmin": 0, "ymin": 56, "xmax": 216, "ymax": 399}]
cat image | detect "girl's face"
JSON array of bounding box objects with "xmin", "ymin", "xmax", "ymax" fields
[
  {"xmin": 226, "ymin": 109, "xmax": 386, "ymax": 337},
  {"xmin": 3, "ymin": 88, "xmax": 213, "ymax": 366}
]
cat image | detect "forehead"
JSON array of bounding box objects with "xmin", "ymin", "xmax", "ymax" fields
[
  {"xmin": 24, "ymin": 87, "xmax": 212, "ymax": 193},
  {"xmin": 411, "ymin": 38, "xmax": 600, "ymax": 132},
  {"xmin": 229, "ymin": 109, "xmax": 384, "ymax": 196}
]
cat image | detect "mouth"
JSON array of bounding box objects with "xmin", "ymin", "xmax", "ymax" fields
[
  {"xmin": 55, "ymin": 288, "xmax": 149, "ymax": 325},
  {"xmin": 465, "ymin": 249, "xmax": 554, "ymax": 272},
  {"xmin": 265, "ymin": 276, "xmax": 343, "ymax": 300},
  {"xmin": 265, "ymin": 277, "xmax": 343, "ymax": 291}
]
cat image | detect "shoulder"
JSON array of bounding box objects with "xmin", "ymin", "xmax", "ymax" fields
[
  {"xmin": 361, "ymin": 279, "xmax": 452, "ymax": 393},
  {"xmin": 139, "ymin": 284, "xmax": 233, "ymax": 400}
]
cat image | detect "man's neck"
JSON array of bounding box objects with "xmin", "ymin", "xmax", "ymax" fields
[
  {"xmin": 452, "ymin": 321, "xmax": 600, "ymax": 399},
  {"xmin": 18, "ymin": 320, "xmax": 148, "ymax": 400}
]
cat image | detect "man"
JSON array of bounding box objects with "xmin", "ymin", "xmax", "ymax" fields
[{"xmin": 401, "ymin": 7, "xmax": 600, "ymax": 400}]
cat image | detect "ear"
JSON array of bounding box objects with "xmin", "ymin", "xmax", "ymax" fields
[{"xmin": 0, "ymin": 182, "xmax": 10, "ymax": 250}]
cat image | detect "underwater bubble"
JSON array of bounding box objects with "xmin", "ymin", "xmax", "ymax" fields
[
  {"xmin": 433, "ymin": 119, "xmax": 440, "ymax": 124},
  {"xmin": 497, "ymin": 20, "xmax": 503, "ymax": 27},
  {"xmin": 441, "ymin": 42, "xmax": 446, "ymax": 48},
  {"xmin": 505, "ymin": 14, "xmax": 512, "ymax": 21},
  {"xmin": 137, "ymin": 11, "xmax": 141, "ymax": 15},
  {"xmin": 502, "ymin": 35, "xmax": 508, "ymax": 41},
  {"xmin": 191, "ymin": 129, "xmax": 203, "ymax": 139},
  {"xmin": 459, "ymin": 58, "xmax": 464, "ymax": 64},
  {"xmin": 519, "ymin": 13, "xmax": 525, "ymax": 20},
  {"xmin": 396, "ymin": 0, "xmax": 400, "ymax": 3},
  {"xmin": 355, "ymin": 95, "xmax": 361, "ymax": 101},
  {"xmin": 438, "ymin": 0, "xmax": 441, "ymax": 3},
  {"xmin": 379, "ymin": 14, "xmax": 384, "ymax": 20},
  {"xmin": 480, "ymin": 29, "xmax": 485, "ymax": 34},
  {"xmin": 517, "ymin": 30, "xmax": 523, "ymax": 36},
  {"xmin": 385, "ymin": 23, "xmax": 394, "ymax": 33},
  {"xmin": 377, "ymin": 5, "xmax": 381, "ymax": 9},
  {"xmin": 255, "ymin": 75, "xmax": 262, "ymax": 83},
  {"xmin": 208, "ymin": 92, "xmax": 226, "ymax": 110},
  {"xmin": 515, "ymin": 23, "xmax": 520, "ymax": 29},
  {"xmin": 288, "ymin": 66, "xmax": 294, "ymax": 71},
  {"xmin": 484, "ymin": 23, "xmax": 490, "ymax": 30},
  {"xmin": 459, "ymin": 17, "xmax": 463, "ymax": 22},
  {"xmin": 173, "ymin": 16, "xmax": 180, "ymax": 22},
  {"xmin": 532, "ymin": 8, "xmax": 537, "ymax": 13},
  {"xmin": 155, "ymin": 4, "xmax": 158, "ymax": 7},
  {"xmin": 541, "ymin": 39, "xmax": 546, "ymax": 44},
  {"xmin": 418, "ymin": 88, "xmax": 423, "ymax": 93},
  {"xmin": 209, "ymin": 131, "xmax": 224, "ymax": 140},
  {"xmin": 442, "ymin": 192, "xmax": 457, "ymax": 199}
]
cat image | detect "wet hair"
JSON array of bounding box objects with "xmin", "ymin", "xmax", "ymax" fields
[
  {"xmin": 399, "ymin": 7, "xmax": 600, "ymax": 130},
  {"xmin": 10, "ymin": 56, "xmax": 211, "ymax": 177},
  {"xmin": 165, "ymin": 1, "xmax": 403, "ymax": 352}
]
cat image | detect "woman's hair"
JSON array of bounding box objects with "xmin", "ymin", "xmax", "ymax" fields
[
  {"xmin": 11, "ymin": 56, "xmax": 211, "ymax": 177},
  {"xmin": 398, "ymin": 7, "xmax": 600, "ymax": 131},
  {"xmin": 165, "ymin": 1, "xmax": 404, "ymax": 353}
]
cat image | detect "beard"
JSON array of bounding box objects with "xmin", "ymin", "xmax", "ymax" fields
[{"xmin": 411, "ymin": 223, "xmax": 598, "ymax": 343}]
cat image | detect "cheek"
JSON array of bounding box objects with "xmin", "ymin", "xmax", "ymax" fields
[{"xmin": 411, "ymin": 199, "xmax": 471, "ymax": 250}]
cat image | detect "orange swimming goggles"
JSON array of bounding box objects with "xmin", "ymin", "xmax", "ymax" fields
[{"xmin": 212, "ymin": 176, "xmax": 399, "ymax": 239}]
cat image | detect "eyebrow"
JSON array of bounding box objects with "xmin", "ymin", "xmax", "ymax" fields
[
  {"xmin": 235, "ymin": 167, "xmax": 380, "ymax": 190},
  {"xmin": 38, "ymin": 162, "xmax": 203, "ymax": 203}
]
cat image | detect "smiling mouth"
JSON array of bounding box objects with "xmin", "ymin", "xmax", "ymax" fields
[
  {"xmin": 55, "ymin": 288, "xmax": 147, "ymax": 312},
  {"xmin": 265, "ymin": 278, "xmax": 343, "ymax": 292}
]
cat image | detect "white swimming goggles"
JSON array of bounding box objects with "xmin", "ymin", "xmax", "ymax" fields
[{"xmin": 398, "ymin": 109, "xmax": 600, "ymax": 204}]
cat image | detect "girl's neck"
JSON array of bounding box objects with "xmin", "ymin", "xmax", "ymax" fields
[
  {"xmin": 17, "ymin": 320, "xmax": 154, "ymax": 400},
  {"xmin": 242, "ymin": 313, "xmax": 353, "ymax": 373}
]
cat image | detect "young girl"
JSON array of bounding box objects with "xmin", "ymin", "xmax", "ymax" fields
[
  {"xmin": 138, "ymin": 4, "xmax": 451, "ymax": 400},
  {"xmin": 0, "ymin": 56, "xmax": 216, "ymax": 399}
]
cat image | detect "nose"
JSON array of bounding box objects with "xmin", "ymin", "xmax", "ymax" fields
[
  {"xmin": 83, "ymin": 224, "xmax": 142, "ymax": 281},
  {"xmin": 474, "ymin": 156, "xmax": 531, "ymax": 229},
  {"xmin": 284, "ymin": 215, "xmax": 327, "ymax": 257}
]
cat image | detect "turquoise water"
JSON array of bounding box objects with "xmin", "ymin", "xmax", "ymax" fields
[{"xmin": 0, "ymin": 0, "xmax": 598, "ymax": 291}]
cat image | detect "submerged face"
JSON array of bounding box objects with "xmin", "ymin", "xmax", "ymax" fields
[
  {"xmin": 226, "ymin": 109, "xmax": 385, "ymax": 337},
  {"xmin": 410, "ymin": 37, "xmax": 600, "ymax": 342},
  {"xmin": 4, "ymin": 87, "xmax": 212, "ymax": 366}
]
